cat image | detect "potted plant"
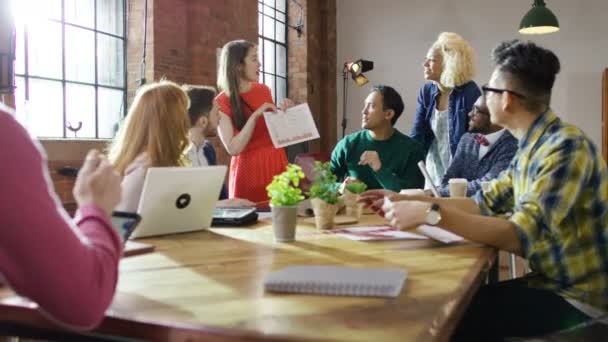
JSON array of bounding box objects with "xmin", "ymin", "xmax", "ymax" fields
[
  {"xmin": 266, "ymin": 164, "xmax": 305, "ymax": 242},
  {"xmin": 343, "ymin": 181, "xmax": 368, "ymax": 220},
  {"xmin": 308, "ymin": 161, "xmax": 340, "ymax": 229}
]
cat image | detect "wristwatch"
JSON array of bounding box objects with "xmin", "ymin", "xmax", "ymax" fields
[{"xmin": 425, "ymin": 203, "xmax": 442, "ymax": 225}]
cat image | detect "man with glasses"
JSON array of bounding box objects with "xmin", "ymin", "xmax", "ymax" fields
[
  {"xmin": 363, "ymin": 40, "xmax": 608, "ymax": 340},
  {"xmin": 436, "ymin": 94, "xmax": 517, "ymax": 197}
]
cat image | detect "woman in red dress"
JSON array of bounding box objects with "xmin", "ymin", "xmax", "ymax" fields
[{"xmin": 215, "ymin": 40, "xmax": 292, "ymax": 205}]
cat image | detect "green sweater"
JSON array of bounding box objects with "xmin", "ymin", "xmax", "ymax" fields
[{"xmin": 330, "ymin": 129, "xmax": 425, "ymax": 192}]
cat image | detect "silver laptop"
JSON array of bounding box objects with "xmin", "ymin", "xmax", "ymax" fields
[{"xmin": 130, "ymin": 166, "xmax": 227, "ymax": 239}]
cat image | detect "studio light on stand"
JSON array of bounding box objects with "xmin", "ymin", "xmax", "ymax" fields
[{"xmin": 342, "ymin": 59, "xmax": 373, "ymax": 138}]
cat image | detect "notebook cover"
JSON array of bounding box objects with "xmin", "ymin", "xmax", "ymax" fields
[{"xmin": 264, "ymin": 265, "xmax": 407, "ymax": 298}]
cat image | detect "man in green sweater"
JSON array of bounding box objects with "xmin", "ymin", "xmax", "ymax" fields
[{"xmin": 330, "ymin": 85, "xmax": 425, "ymax": 192}]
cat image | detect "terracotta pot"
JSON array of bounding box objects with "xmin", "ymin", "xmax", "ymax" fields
[
  {"xmin": 310, "ymin": 198, "xmax": 338, "ymax": 230},
  {"xmin": 341, "ymin": 190, "xmax": 362, "ymax": 220}
]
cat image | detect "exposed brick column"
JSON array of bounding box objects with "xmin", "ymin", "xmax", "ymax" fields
[
  {"xmin": 288, "ymin": 0, "xmax": 336, "ymax": 154},
  {"xmin": 126, "ymin": 0, "xmax": 154, "ymax": 104}
]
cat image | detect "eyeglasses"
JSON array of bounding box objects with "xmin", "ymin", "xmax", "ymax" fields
[
  {"xmin": 471, "ymin": 105, "xmax": 490, "ymax": 116},
  {"xmin": 481, "ymin": 84, "xmax": 527, "ymax": 99}
]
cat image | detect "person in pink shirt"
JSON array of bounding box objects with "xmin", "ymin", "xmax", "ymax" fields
[{"xmin": 0, "ymin": 102, "xmax": 123, "ymax": 330}]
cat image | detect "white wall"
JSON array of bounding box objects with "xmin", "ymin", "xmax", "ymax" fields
[{"xmin": 336, "ymin": 0, "xmax": 608, "ymax": 146}]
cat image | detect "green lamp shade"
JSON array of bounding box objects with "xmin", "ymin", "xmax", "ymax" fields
[{"xmin": 519, "ymin": 1, "xmax": 560, "ymax": 34}]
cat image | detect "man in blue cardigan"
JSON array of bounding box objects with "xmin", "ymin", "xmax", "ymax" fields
[{"xmin": 437, "ymin": 94, "xmax": 517, "ymax": 197}]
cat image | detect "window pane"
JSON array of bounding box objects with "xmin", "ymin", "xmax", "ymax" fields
[
  {"xmin": 264, "ymin": 40, "xmax": 275, "ymax": 75},
  {"xmin": 277, "ymin": 45, "xmax": 286, "ymax": 77},
  {"xmin": 15, "ymin": 24, "xmax": 25, "ymax": 75},
  {"xmin": 276, "ymin": 0, "xmax": 286, "ymax": 13},
  {"xmin": 98, "ymin": 87, "xmax": 124, "ymax": 138},
  {"xmin": 264, "ymin": 74, "xmax": 275, "ymax": 102},
  {"xmin": 65, "ymin": 26, "xmax": 95, "ymax": 83},
  {"xmin": 277, "ymin": 77, "xmax": 286, "ymax": 103},
  {"xmin": 97, "ymin": 0, "xmax": 124, "ymax": 36},
  {"xmin": 276, "ymin": 21, "xmax": 285, "ymax": 43},
  {"xmin": 98, "ymin": 34, "xmax": 124, "ymax": 87},
  {"xmin": 65, "ymin": 0, "xmax": 95, "ymax": 29},
  {"xmin": 277, "ymin": 12, "xmax": 286, "ymax": 24},
  {"xmin": 263, "ymin": 5, "xmax": 275, "ymax": 17},
  {"xmin": 11, "ymin": 0, "xmax": 62, "ymax": 22},
  {"xmin": 28, "ymin": 79, "xmax": 63, "ymax": 137},
  {"xmin": 263, "ymin": 15, "xmax": 275, "ymax": 40},
  {"xmin": 263, "ymin": 0, "xmax": 275, "ymax": 8},
  {"xmin": 258, "ymin": 8, "xmax": 263, "ymax": 35},
  {"xmin": 66, "ymin": 83, "xmax": 95, "ymax": 138},
  {"xmin": 27, "ymin": 20, "xmax": 62, "ymax": 79}
]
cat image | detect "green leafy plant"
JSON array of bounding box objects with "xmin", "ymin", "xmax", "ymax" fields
[
  {"xmin": 308, "ymin": 161, "xmax": 340, "ymax": 204},
  {"xmin": 345, "ymin": 182, "xmax": 368, "ymax": 194},
  {"xmin": 266, "ymin": 164, "xmax": 306, "ymax": 206}
]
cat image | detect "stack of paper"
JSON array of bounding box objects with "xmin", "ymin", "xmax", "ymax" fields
[{"xmin": 331, "ymin": 226, "xmax": 428, "ymax": 241}]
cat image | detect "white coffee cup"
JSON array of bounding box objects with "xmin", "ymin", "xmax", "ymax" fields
[{"xmin": 448, "ymin": 178, "xmax": 468, "ymax": 197}]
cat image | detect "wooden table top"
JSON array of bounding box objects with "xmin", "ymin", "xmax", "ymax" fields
[{"xmin": 0, "ymin": 214, "xmax": 496, "ymax": 342}]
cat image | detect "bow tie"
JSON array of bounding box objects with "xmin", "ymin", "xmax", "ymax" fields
[{"xmin": 474, "ymin": 134, "xmax": 490, "ymax": 146}]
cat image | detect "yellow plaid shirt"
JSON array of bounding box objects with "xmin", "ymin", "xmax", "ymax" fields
[{"xmin": 475, "ymin": 111, "xmax": 608, "ymax": 310}]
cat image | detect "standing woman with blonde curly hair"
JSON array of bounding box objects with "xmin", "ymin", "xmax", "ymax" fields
[
  {"xmin": 109, "ymin": 80, "xmax": 191, "ymax": 212},
  {"xmin": 410, "ymin": 32, "xmax": 481, "ymax": 188}
]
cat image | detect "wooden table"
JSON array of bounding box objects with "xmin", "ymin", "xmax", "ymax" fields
[{"xmin": 0, "ymin": 214, "xmax": 496, "ymax": 341}]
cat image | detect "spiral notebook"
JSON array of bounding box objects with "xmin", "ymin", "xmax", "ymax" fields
[{"xmin": 264, "ymin": 265, "xmax": 407, "ymax": 298}]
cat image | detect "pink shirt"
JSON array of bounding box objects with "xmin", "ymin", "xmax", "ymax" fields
[{"xmin": 0, "ymin": 107, "xmax": 122, "ymax": 330}]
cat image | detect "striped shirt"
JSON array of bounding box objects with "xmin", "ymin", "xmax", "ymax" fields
[{"xmin": 474, "ymin": 111, "xmax": 608, "ymax": 310}]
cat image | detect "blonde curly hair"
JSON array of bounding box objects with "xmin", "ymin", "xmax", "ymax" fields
[{"xmin": 431, "ymin": 32, "xmax": 475, "ymax": 88}]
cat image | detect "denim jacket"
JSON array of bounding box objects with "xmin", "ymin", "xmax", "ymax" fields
[{"xmin": 410, "ymin": 80, "xmax": 481, "ymax": 156}]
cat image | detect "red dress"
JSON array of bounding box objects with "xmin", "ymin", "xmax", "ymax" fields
[{"xmin": 215, "ymin": 83, "xmax": 288, "ymax": 205}]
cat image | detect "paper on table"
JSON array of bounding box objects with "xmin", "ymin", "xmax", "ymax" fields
[
  {"xmin": 416, "ymin": 225, "xmax": 464, "ymax": 244},
  {"xmin": 331, "ymin": 226, "xmax": 428, "ymax": 241},
  {"xmin": 263, "ymin": 103, "xmax": 320, "ymax": 148}
]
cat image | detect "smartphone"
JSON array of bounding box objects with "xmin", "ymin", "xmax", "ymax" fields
[{"xmin": 111, "ymin": 211, "xmax": 142, "ymax": 241}]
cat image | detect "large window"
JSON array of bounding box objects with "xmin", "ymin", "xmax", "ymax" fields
[
  {"xmin": 11, "ymin": 0, "xmax": 126, "ymax": 138},
  {"xmin": 258, "ymin": 0, "xmax": 287, "ymax": 104}
]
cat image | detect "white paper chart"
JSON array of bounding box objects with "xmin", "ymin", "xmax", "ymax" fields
[{"xmin": 263, "ymin": 103, "xmax": 320, "ymax": 148}]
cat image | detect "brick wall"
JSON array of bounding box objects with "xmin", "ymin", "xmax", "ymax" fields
[
  {"xmin": 288, "ymin": 0, "xmax": 337, "ymax": 153},
  {"xmin": 151, "ymin": 0, "xmax": 257, "ymax": 87},
  {"xmin": 41, "ymin": 140, "xmax": 109, "ymax": 216},
  {"xmin": 127, "ymin": 0, "xmax": 154, "ymax": 103}
]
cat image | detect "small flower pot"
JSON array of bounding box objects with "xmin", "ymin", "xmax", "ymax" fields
[
  {"xmin": 270, "ymin": 205, "xmax": 298, "ymax": 242},
  {"xmin": 310, "ymin": 198, "xmax": 338, "ymax": 230},
  {"xmin": 341, "ymin": 190, "xmax": 363, "ymax": 220}
]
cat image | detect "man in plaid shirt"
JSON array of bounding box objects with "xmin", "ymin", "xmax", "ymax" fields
[{"xmin": 363, "ymin": 40, "xmax": 608, "ymax": 340}]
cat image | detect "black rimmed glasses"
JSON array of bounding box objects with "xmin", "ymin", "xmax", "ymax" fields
[
  {"xmin": 482, "ymin": 84, "xmax": 527, "ymax": 99},
  {"xmin": 471, "ymin": 105, "xmax": 490, "ymax": 116}
]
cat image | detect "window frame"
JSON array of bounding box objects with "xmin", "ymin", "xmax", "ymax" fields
[
  {"xmin": 14, "ymin": 0, "xmax": 128, "ymax": 139},
  {"xmin": 257, "ymin": 0, "xmax": 288, "ymax": 104}
]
